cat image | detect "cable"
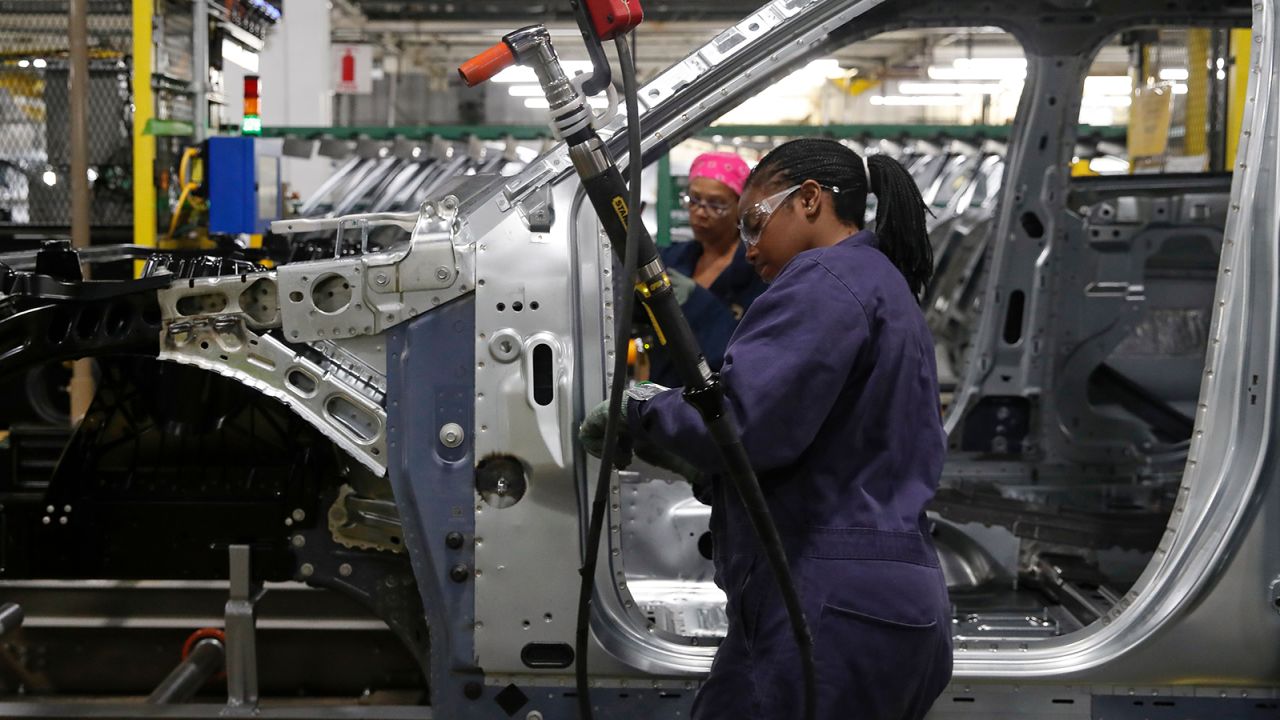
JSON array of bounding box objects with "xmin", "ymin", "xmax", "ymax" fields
[{"xmin": 573, "ymin": 30, "xmax": 643, "ymax": 720}]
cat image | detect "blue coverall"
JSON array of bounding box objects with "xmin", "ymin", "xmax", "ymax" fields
[{"xmin": 626, "ymin": 230, "xmax": 953, "ymax": 719}]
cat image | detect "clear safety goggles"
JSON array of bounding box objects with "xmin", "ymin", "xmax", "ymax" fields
[{"xmin": 737, "ymin": 185, "xmax": 801, "ymax": 247}]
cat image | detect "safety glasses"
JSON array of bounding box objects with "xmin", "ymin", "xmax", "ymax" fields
[
  {"xmin": 679, "ymin": 193, "xmax": 734, "ymax": 217},
  {"xmin": 737, "ymin": 185, "xmax": 801, "ymax": 247}
]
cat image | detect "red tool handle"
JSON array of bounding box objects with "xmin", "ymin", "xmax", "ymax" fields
[{"xmin": 458, "ymin": 41, "xmax": 516, "ymax": 87}]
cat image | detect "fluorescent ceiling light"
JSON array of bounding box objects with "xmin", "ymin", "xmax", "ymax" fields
[
  {"xmin": 897, "ymin": 82, "xmax": 1004, "ymax": 95},
  {"xmin": 953, "ymin": 57, "xmax": 1026, "ymax": 67},
  {"xmin": 805, "ymin": 57, "xmax": 847, "ymax": 79},
  {"xmin": 1083, "ymin": 75, "xmax": 1132, "ymax": 95},
  {"xmin": 17, "ymin": 59, "xmax": 30, "ymax": 68},
  {"xmin": 1159, "ymin": 68, "xmax": 1189, "ymax": 81},
  {"xmin": 525, "ymin": 96, "xmax": 611, "ymax": 110},
  {"xmin": 32, "ymin": 58, "xmax": 47, "ymax": 69},
  {"xmin": 1090, "ymin": 156, "xmax": 1129, "ymax": 174},
  {"xmin": 1081, "ymin": 95, "xmax": 1132, "ymax": 108},
  {"xmin": 870, "ymin": 95, "xmax": 971, "ymax": 106},
  {"xmin": 1172, "ymin": 83, "xmax": 1189, "ymax": 95},
  {"xmin": 507, "ymin": 84, "xmax": 546, "ymax": 97},
  {"xmin": 928, "ymin": 65, "xmax": 1025, "ymax": 80},
  {"xmin": 494, "ymin": 61, "xmax": 593, "ymax": 83}
]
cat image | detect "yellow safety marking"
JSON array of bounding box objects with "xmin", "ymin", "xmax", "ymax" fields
[
  {"xmin": 132, "ymin": 0, "xmax": 156, "ymax": 276},
  {"xmin": 1227, "ymin": 28, "xmax": 1252, "ymax": 167},
  {"xmin": 1184, "ymin": 29, "xmax": 1210, "ymax": 158},
  {"xmin": 643, "ymin": 303, "xmax": 667, "ymax": 346}
]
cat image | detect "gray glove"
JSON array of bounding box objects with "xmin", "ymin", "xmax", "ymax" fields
[
  {"xmin": 667, "ymin": 269, "xmax": 696, "ymax": 305},
  {"xmin": 579, "ymin": 395, "xmax": 630, "ymax": 466},
  {"xmin": 579, "ymin": 383, "xmax": 671, "ymax": 470},
  {"xmin": 578, "ymin": 383, "xmax": 704, "ymax": 486}
]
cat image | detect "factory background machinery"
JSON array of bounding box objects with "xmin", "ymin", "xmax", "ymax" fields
[{"xmin": 0, "ymin": 0, "xmax": 1277, "ymax": 718}]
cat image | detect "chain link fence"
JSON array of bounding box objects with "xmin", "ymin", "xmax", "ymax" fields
[{"xmin": 0, "ymin": 0, "xmax": 133, "ymax": 230}]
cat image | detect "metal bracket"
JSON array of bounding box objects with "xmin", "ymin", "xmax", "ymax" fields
[
  {"xmin": 517, "ymin": 183, "xmax": 555, "ymax": 233},
  {"xmin": 225, "ymin": 545, "xmax": 263, "ymax": 712},
  {"xmin": 271, "ymin": 199, "xmax": 475, "ymax": 344}
]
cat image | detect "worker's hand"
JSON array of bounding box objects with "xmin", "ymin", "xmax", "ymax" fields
[
  {"xmin": 578, "ymin": 383, "xmax": 670, "ymax": 467},
  {"xmin": 667, "ymin": 269, "xmax": 696, "ymax": 305},
  {"xmin": 579, "ymin": 397, "xmax": 632, "ymax": 468}
]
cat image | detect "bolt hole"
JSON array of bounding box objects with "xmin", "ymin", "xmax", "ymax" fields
[
  {"xmin": 289, "ymin": 291, "xmax": 304, "ymax": 303},
  {"xmin": 200, "ymin": 341, "xmax": 210, "ymax": 350},
  {"xmin": 496, "ymin": 303, "xmax": 506, "ymax": 311},
  {"xmin": 391, "ymin": 536, "xmax": 401, "ymax": 545},
  {"xmin": 530, "ymin": 301, "xmax": 539, "ymax": 310},
  {"xmin": 513, "ymin": 301, "xmax": 524, "ymax": 312}
]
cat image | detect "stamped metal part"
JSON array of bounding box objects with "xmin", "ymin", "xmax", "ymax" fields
[
  {"xmin": 328, "ymin": 483, "xmax": 405, "ymax": 553},
  {"xmin": 271, "ymin": 198, "xmax": 477, "ymax": 345},
  {"xmin": 158, "ymin": 278, "xmax": 389, "ymax": 476},
  {"xmin": 471, "ymin": 183, "xmax": 597, "ymax": 674}
]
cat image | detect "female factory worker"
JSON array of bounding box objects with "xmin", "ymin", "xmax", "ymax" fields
[
  {"xmin": 584, "ymin": 138, "xmax": 952, "ymax": 719},
  {"xmin": 646, "ymin": 151, "xmax": 767, "ymax": 386}
]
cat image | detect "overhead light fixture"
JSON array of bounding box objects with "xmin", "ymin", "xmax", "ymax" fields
[
  {"xmin": 32, "ymin": 58, "xmax": 47, "ymax": 69},
  {"xmin": 896, "ymin": 82, "xmax": 1004, "ymax": 95},
  {"xmin": 1080, "ymin": 95, "xmax": 1132, "ymax": 108},
  {"xmin": 870, "ymin": 95, "xmax": 971, "ymax": 106},
  {"xmin": 805, "ymin": 57, "xmax": 847, "ymax": 79},
  {"xmin": 17, "ymin": 59, "xmax": 30, "ymax": 68},
  {"xmin": 954, "ymin": 57, "xmax": 1027, "ymax": 67},
  {"xmin": 42, "ymin": 170, "xmax": 56, "ymax": 186},
  {"xmin": 927, "ymin": 61, "xmax": 1026, "ymax": 81},
  {"xmin": 525, "ymin": 96, "xmax": 611, "ymax": 110},
  {"xmin": 494, "ymin": 61, "xmax": 593, "ymax": 83},
  {"xmin": 507, "ymin": 84, "xmax": 546, "ymax": 97},
  {"xmin": 1172, "ymin": 83, "xmax": 1189, "ymax": 95},
  {"xmin": 1083, "ymin": 75, "xmax": 1132, "ymax": 95},
  {"xmin": 1159, "ymin": 68, "xmax": 1189, "ymax": 81}
]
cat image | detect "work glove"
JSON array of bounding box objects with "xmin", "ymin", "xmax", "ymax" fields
[
  {"xmin": 667, "ymin": 268, "xmax": 696, "ymax": 305},
  {"xmin": 579, "ymin": 383, "xmax": 704, "ymax": 486},
  {"xmin": 580, "ymin": 394, "xmax": 632, "ymax": 468}
]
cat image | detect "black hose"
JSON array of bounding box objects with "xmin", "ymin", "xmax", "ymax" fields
[{"xmin": 573, "ymin": 31, "xmax": 644, "ymax": 720}]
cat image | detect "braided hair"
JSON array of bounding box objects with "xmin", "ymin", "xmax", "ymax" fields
[{"xmin": 744, "ymin": 138, "xmax": 933, "ymax": 299}]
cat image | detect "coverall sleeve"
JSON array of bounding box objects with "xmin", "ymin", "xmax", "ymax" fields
[{"xmin": 627, "ymin": 258, "xmax": 870, "ymax": 474}]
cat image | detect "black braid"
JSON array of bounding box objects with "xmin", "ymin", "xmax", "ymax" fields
[{"xmin": 745, "ymin": 138, "xmax": 933, "ymax": 299}]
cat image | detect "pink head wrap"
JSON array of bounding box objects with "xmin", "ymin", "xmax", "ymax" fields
[{"xmin": 688, "ymin": 152, "xmax": 751, "ymax": 197}]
